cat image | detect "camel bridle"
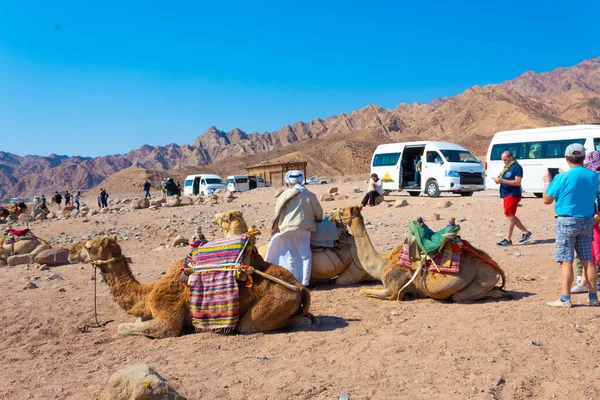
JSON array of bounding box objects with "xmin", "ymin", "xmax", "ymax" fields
[{"xmin": 84, "ymin": 246, "xmax": 124, "ymax": 268}]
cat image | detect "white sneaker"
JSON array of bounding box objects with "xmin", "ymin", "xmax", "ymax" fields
[
  {"xmin": 547, "ymin": 298, "xmax": 573, "ymax": 308},
  {"xmin": 571, "ymin": 283, "xmax": 589, "ymax": 294}
]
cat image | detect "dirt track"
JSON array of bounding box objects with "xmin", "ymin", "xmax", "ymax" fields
[{"xmin": 1, "ymin": 182, "xmax": 599, "ymax": 399}]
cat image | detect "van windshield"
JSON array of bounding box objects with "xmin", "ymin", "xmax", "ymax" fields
[
  {"xmin": 440, "ymin": 150, "xmax": 480, "ymax": 163},
  {"xmin": 205, "ymin": 178, "xmax": 222, "ymax": 184}
]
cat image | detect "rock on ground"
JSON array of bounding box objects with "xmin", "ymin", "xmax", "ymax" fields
[
  {"xmin": 107, "ymin": 364, "xmax": 186, "ymax": 400},
  {"xmin": 328, "ymin": 187, "xmax": 338, "ymax": 194},
  {"xmin": 34, "ymin": 248, "xmax": 70, "ymax": 265},
  {"xmin": 171, "ymin": 235, "xmax": 189, "ymax": 247},
  {"xmin": 7, "ymin": 253, "xmax": 35, "ymax": 266},
  {"xmin": 166, "ymin": 195, "xmax": 181, "ymax": 207},
  {"xmin": 320, "ymin": 194, "xmax": 335, "ymax": 202},
  {"xmin": 130, "ymin": 198, "xmax": 150, "ymax": 210}
]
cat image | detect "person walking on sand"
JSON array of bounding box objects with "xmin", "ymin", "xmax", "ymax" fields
[
  {"xmin": 543, "ymin": 143, "xmax": 600, "ymax": 308},
  {"xmin": 53, "ymin": 191, "xmax": 62, "ymax": 211},
  {"xmin": 143, "ymin": 180, "xmax": 151, "ymax": 199},
  {"xmin": 493, "ymin": 151, "xmax": 532, "ymax": 246},
  {"xmin": 265, "ymin": 170, "xmax": 323, "ymax": 286},
  {"xmin": 64, "ymin": 190, "xmax": 71, "ymax": 206},
  {"xmin": 74, "ymin": 191, "xmax": 82, "ymax": 211}
]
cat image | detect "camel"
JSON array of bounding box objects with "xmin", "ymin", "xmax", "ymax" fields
[
  {"xmin": 81, "ymin": 233, "xmax": 314, "ymax": 339},
  {"xmin": 329, "ymin": 205, "xmax": 509, "ymax": 302},
  {"xmin": 0, "ymin": 230, "xmax": 51, "ymax": 262},
  {"xmin": 213, "ymin": 210, "xmax": 374, "ymax": 285}
]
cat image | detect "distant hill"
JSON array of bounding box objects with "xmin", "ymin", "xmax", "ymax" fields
[{"xmin": 2, "ymin": 57, "xmax": 600, "ymax": 199}]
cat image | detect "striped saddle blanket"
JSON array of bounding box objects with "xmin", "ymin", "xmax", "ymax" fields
[
  {"xmin": 398, "ymin": 238, "xmax": 462, "ymax": 274},
  {"xmin": 186, "ymin": 235, "xmax": 248, "ymax": 332}
]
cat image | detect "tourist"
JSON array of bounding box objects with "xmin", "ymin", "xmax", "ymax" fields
[
  {"xmin": 64, "ymin": 190, "xmax": 71, "ymax": 206},
  {"xmin": 143, "ymin": 180, "xmax": 152, "ymax": 198},
  {"xmin": 360, "ymin": 173, "xmax": 383, "ymax": 207},
  {"xmin": 74, "ymin": 191, "xmax": 82, "ymax": 211},
  {"xmin": 53, "ymin": 191, "xmax": 62, "ymax": 211},
  {"xmin": 264, "ymin": 170, "xmax": 323, "ymax": 286},
  {"xmin": 543, "ymin": 143, "xmax": 599, "ymax": 307},
  {"xmin": 100, "ymin": 188, "xmax": 109, "ymax": 208},
  {"xmin": 571, "ymin": 150, "xmax": 600, "ymax": 293},
  {"xmin": 493, "ymin": 151, "xmax": 532, "ymax": 246}
]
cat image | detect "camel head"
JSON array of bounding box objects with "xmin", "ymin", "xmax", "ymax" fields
[
  {"xmin": 329, "ymin": 205, "xmax": 363, "ymax": 227},
  {"xmin": 84, "ymin": 235, "xmax": 122, "ymax": 272},
  {"xmin": 68, "ymin": 241, "xmax": 90, "ymax": 264},
  {"xmin": 213, "ymin": 210, "xmax": 249, "ymax": 237}
]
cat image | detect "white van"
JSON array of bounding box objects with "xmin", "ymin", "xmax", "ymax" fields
[
  {"xmin": 485, "ymin": 125, "xmax": 600, "ymax": 197},
  {"xmin": 183, "ymin": 174, "xmax": 227, "ymax": 196},
  {"xmin": 226, "ymin": 175, "xmax": 267, "ymax": 192},
  {"xmin": 371, "ymin": 141, "xmax": 485, "ymax": 197}
]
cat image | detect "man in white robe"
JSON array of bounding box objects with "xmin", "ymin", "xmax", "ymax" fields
[{"xmin": 265, "ymin": 170, "xmax": 323, "ymax": 286}]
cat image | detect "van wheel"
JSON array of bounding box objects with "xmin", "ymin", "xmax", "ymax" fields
[
  {"xmin": 426, "ymin": 180, "xmax": 440, "ymax": 197},
  {"xmin": 460, "ymin": 192, "xmax": 473, "ymax": 197},
  {"xmin": 409, "ymin": 192, "xmax": 420, "ymax": 197},
  {"xmin": 534, "ymin": 193, "xmax": 543, "ymax": 198}
]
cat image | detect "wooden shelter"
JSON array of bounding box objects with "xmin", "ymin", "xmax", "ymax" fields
[{"xmin": 245, "ymin": 161, "xmax": 308, "ymax": 187}]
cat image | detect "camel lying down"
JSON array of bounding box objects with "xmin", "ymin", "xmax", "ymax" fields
[
  {"xmin": 82, "ymin": 235, "xmax": 315, "ymax": 338},
  {"xmin": 330, "ymin": 206, "xmax": 510, "ymax": 302}
]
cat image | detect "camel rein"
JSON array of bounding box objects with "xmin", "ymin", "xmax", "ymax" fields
[{"xmin": 77, "ymin": 247, "xmax": 116, "ymax": 333}]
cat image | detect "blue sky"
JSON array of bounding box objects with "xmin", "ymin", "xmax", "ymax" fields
[{"xmin": 1, "ymin": 0, "xmax": 599, "ymax": 157}]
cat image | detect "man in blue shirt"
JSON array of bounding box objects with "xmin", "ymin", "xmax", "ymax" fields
[
  {"xmin": 493, "ymin": 151, "xmax": 532, "ymax": 246},
  {"xmin": 543, "ymin": 143, "xmax": 599, "ymax": 308}
]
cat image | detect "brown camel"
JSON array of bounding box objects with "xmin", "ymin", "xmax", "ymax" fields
[
  {"xmin": 329, "ymin": 205, "xmax": 509, "ymax": 302},
  {"xmin": 82, "ymin": 233, "xmax": 314, "ymax": 339},
  {"xmin": 0, "ymin": 232, "xmax": 51, "ymax": 261},
  {"xmin": 213, "ymin": 210, "xmax": 374, "ymax": 285}
]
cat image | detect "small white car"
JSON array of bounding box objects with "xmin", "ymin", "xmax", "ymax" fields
[{"xmin": 305, "ymin": 176, "xmax": 333, "ymax": 185}]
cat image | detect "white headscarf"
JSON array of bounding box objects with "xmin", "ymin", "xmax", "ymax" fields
[{"xmin": 285, "ymin": 170, "xmax": 306, "ymax": 192}]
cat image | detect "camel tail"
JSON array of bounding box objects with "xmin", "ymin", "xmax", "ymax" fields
[{"xmin": 298, "ymin": 286, "xmax": 311, "ymax": 317}]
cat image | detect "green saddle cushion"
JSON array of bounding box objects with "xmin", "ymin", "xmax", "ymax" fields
[{"xmin": 409, "ymin": 221, "xmax": 460, "ymax": 255}]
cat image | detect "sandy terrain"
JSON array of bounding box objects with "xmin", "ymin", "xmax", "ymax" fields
[{"xmin": 1, "ymin": 181, "xmax": 599, "ymax": 400}]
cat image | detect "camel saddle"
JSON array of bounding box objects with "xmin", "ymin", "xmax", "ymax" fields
[
  {"xmin": 398, "ymin": 219, "xmax": 462, "ymax": 274},
  {"xmin": 4, "ymin": 228, "xmax": 31, "ymax": 237},
  {"xmin": 310, "ymin": 218, "xmax": 340, "ymax": 248}
]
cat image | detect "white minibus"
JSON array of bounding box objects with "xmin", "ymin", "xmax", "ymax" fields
[
  {"xmin": 183, "ymin": 174, "xmax": 226, "ymax": 196},
  {"xmin": 226, "ymin": 175, "xmax": 267, "ymax": 192},
  {"xmin": 485, "ymin": 125, "xmax": 600, "ymax": 197},
  {"xmin": 371, "ymin": 141, "xmax": 485, "ymax": 197}
]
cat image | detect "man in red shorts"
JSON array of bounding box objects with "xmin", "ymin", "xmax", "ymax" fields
[{"xmin": 493, "ymin": 151, "xmax": 532, "ymax": 246}]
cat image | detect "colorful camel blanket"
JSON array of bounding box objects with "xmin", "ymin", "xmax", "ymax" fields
[
  {"xmin": 398, "ymin": 239, "xmax": 462, "ymax": 274},
  {"xmin": 189, "ymin": 269, "xmax": 240, "ymax": 332},
  {"xmin": 185, "ymin": 235, "xmax": 247, "ymax": 332}
]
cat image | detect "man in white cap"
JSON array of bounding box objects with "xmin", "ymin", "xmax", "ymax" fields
[
  {"xmin": 265, "ymin": 170, "xmax": 323, "ymax": 286},
  {"xmin": 543, "ymin": 143, "xmax": 600, "ymax": 307}
]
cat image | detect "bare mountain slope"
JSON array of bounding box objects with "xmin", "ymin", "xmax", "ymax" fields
[{"xmin": 2, "ymin": 57, "xmax": 600, "ymax": 199}]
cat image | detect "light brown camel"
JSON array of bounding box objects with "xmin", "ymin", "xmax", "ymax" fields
[
  {"xmin": 68, "ymin": 241, "xmax": 90, "ymax": 264},
  {"xmin": 329, "ymin": 205, "xmax": 509, "ymax": 302},
  {"xmin": 213, "ymin": 210, "xmax": 374, "ymax": 285},
  {"xmin": 82, "ymin": 233, "xmax": 314, "ymax": 339},
  {"xmin": 0, "ymin": 233, "xmax": 51, "ymax": 261}
]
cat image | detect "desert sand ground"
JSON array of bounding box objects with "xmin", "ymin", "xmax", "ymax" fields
[{"xmin": 1, "ymin": 181, "xmax": 599, "ymax": 400}]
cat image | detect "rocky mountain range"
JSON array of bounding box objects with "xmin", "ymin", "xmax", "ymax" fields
[{"xmin": 2, "ymin": 57, "xmax": 600, "ymax": 200}]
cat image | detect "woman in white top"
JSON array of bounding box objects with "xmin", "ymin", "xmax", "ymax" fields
[{"xmin": 361, "ymin": 173, "xmax": 383, "ymax": 207}]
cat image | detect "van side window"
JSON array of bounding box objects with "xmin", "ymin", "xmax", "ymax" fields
[
  {"xmin": 201, "ymin": 180, "xmax": 206, "ymax": 185},
  {"xmin": 373, "ymin": 153, "xmax": 400, "ymax": 167},
  {"xmin": 426, "ymin": 151, "xmax": 443, "ymax": 164},
  {"xmin": 185, "ymin": 179, "xmax": 193, "ymax": 186},
  {"xmin": 235, "ymin": 178, "xmax": 248, "ymax": 183},
  {"xmin": 491, "ymin": 139, "xmax": 585, "ymax": 160}
]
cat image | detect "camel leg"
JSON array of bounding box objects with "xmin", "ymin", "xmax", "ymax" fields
[
  {"xmin": 359, "ymin": 286, "xmax": 393, "ymax": 300},
  {"xmin": 117, "ymin": 318, "xmax": 178, "ymax": 339}
]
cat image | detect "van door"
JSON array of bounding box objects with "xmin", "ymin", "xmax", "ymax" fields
[
  {"xmin": 372, "ymin": 151, "xmax": 401, "ymax": 191},
  {"xmin": 248, "ymin": 176, "xmax": 257, "ymax": 190},
  {"xmin": 193, "ymin": 177, "xmax": 200, "ymax": 195},
  {"xmin": 424, "ymin": 150, "xmax": 445, "ymax": 193}
]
